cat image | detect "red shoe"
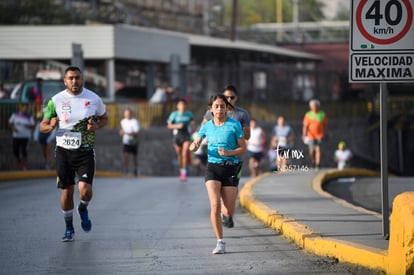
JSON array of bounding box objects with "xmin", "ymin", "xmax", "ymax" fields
[{"xmin": 179, "ymin": 173, "xmax": 187, "ymax": 181}]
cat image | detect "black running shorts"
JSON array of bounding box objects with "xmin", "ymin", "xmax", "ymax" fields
[
  {"xmin": 123, "ymin": 144, "xmax": 138, "ymax": 155},
  {"xmin": 173, "ymin": 131, "xmax": 191, "ymax": 147},
  {"xmin": 205, "ymin": 162, "xmax": 238, "ymax": 187},
  {"xmin": 55, "ymin": 146, "xmax": 95, "ymax": 188}
]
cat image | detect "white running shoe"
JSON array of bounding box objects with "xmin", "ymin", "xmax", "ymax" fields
[{"xmin": 212, "ymin": 240, "xmax": 225, "ymax": 254}]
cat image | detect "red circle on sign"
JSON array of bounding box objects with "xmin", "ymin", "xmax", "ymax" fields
[{"xmin": 356, "ymin": 0, "xmax": 413, "ymax": 45}]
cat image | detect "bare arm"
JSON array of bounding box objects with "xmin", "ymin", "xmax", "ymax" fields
[
  {"xmin": 40, "ymin": 117, "xmax": 58, "ymax": 133},
  {"xmin": 9, "ymin": 122, "xmax": 16, "ymax": 133},
  {"xmin": 167, "ymin": 122, "xmax": 184, "ymax": 130},
  {"xmin": 189, "ymin": 136, "xmax": 203, "ymax": 152},
  {"xmin": 302, "ymin": 125, "xmax": 308, "ymax": 138},
  {"xmin": 218, "ymin": 137, "xmax": 246, "ymax": 157},
  {"xmin": 243, "ymin": 126, "xmax": 251, "ymax": 140}
]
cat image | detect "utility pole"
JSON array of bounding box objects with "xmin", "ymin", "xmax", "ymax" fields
[
  {"xmin": 276, "ymin": 0, "xmax": 283, "ymax": 42},
  {"xmin": 293, "ymin": 0, "xmax": 300, "ymax": 43},
  {"xmin": 203, "ymin": 1, "xmax": 210, "ymax": 35},
  {"xmin": 230, "ymin": 0, "xmax": 238, "ymax": 41}
]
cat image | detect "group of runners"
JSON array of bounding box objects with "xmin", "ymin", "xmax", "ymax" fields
[{"xmin": 10, "ymin": 65, "xmax": 328, "ymax": 255}]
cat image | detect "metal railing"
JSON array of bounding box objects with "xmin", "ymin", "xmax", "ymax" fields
[{"xmin": 1, "ymin": 100, "xmax": 372, "ymax": 132}]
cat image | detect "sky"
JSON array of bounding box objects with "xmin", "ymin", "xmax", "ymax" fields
[{"xmin": 320, "ymin": 0, "xmax": 349, "ymax": 20}]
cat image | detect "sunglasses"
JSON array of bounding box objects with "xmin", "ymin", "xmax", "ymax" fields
[
  {"xmin": 226, "ymin": 96, "xmax": 236, "ymax": 100},
  {"xmin": 66, "ymin": 76, "xmax": 81, "ymax": 80}
]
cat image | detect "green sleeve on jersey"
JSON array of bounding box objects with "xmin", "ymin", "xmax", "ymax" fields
[
  {"xmin": 43, "ymin": 100, "xmax": 57, "ymax": 119},
  {"xmin": 306, "ymin": 111, "xmax": 325, "ymax": 122}
]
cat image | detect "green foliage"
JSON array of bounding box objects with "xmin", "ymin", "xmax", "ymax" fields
[
  {"xmin": 0, "ymin": 0, "xmax": 327, "ymax": 26},
  {"xmin": 222, "ymin": 0, "xmax": 326, "ymax": 26},
  {"xmin": 0, "ymin": 0, "xmax": 82, "ymax": 24},
  {"xmin": 239, "ymin": 0, "xmax": 276, "ymax": 25},
  {"xmin": 298, "ymin": 0, "xmax": 325, "ymax": 22},
  {"xmin": 335, "ymin": 9, "xmax": 350, "ymax": 21}
]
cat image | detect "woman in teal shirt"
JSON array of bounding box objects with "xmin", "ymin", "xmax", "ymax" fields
[
  {"xmin": 167, "ymin": 98, "xmax": 194, "ymax": 181},
  {"xmin": 190, "ymin": 94, "xmax": 246, "ymax": 254}
]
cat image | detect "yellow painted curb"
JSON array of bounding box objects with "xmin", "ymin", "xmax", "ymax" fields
[
  {"xmin": 0, "ymin": 170, "xmax": 124, "ymax": 181},
  {"xmin": 95, "ymin": 171, "xmax": 125, "ymax": 177},
  {"xmin": 239, "ymin": 170, "xmax": 387, "ymax": 273}
]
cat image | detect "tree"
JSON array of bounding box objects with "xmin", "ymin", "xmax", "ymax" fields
[
  {"xmin": 0, "ymin": 0, "xmax": 81, "ymax": 25},
  {"xmin": 298, "ymin": 0, "xmax": 325, "ymax": 22},
  {"xmin": 221, "ymin": 0, "xmax": 326, "ymax": 27}
]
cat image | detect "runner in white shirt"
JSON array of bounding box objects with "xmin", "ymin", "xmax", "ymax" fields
[
  {"xmin": 40, "ymin": 66, "xmax": 108, "ymax": 242},
  {"xmin": 247, "ymin": 118, "xmax": 265, "ymax": 177},
  {"xmin": 8, "ymin": 103, "xmax": 35, "ymax": 170},
  {"xmin": 120, "ymin": 108, "xmax": 140, "ymax": 176},
  {"xmin": 334, "ymin": 141, "xmax": 352, "ymax": 170},
  {"xmin": 272, "ymin": 116, "xmax": 295, "ymax": 171}
]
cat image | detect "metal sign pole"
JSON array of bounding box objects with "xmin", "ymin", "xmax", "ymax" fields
[{"xmin": 380, "ymin": 82, "xmax": 389, "ymax": 238}]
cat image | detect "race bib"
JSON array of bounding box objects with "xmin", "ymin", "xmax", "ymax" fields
[{"xmin": 56, "ymin": 130, "xmax": 82, "ymax": 149}]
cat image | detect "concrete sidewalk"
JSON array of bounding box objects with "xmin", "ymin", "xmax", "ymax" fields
[{"xmin": 239, "ymin": 168, "xmax": 404, "ymax": 273}]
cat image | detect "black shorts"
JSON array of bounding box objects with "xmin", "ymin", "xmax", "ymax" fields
[
  {"xmin": 247, "ymin": 151, "xmax": 263, "ymax": 161},
  {"xmin": 55, "ymin": 146, "xmax": 95, "ymax": 188},
  {"xmin": 174, "ymin": 132, "xmax": 191, "ymax": 147},
  {"xmin": 12, "ymin": 138, "xmax": 29, "ymax": 158},
  {"xmin": 205, "ymin": 162, "xmax": 238, "ymax": 187},
  {"xmin": 38, "ymin": 131, "xmax": 50, "ymax": 146},
  {"xmin": 123, "ymin": 144, "xmax": 138, "ymax": 155}
]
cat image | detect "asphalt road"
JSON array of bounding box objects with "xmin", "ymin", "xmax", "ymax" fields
[
  {"xmin": 324, "ymin": 176, "xmax": 414, "ymax": 214},
  {"xmin": 0, "ymin": 176, "xmax": 382, "ymax": 275}
]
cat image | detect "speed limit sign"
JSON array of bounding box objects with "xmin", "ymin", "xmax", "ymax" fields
[
  {"xmin": 351, "ymin": 0, "xmax": 414, "ymax": 51},
  {"xmin": 350, "ymin": 0, "xmax": 414, "ymax": 82}
]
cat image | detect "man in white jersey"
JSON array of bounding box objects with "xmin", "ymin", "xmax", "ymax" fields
[
  {"xmin": 40, "ymin": 66, "xmax": 108, "ymax": 242},
  {"xmin": 120, "ymin": 108, "xmax": 140, "ymax": 176}
]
